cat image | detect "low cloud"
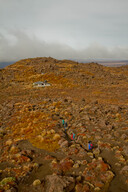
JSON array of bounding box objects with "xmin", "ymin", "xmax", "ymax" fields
[{"xmin": 0, "ymin": 31, "xmax": 128, "ymax": 63}]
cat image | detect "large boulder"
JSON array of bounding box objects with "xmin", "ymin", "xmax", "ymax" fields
[{"xmin": 45, "ymin": 174, "xmax": 75, "ymax": 192}]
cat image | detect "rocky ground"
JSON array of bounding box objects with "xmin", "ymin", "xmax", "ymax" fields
[{"xmin": 0, "ymin": 57, "xmax": 128, "ymax": 192}]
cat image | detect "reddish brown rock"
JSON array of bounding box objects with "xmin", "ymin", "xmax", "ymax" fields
[{"xmin": 75, "ymin": 183, "xmax": 90, "ymax": 192}]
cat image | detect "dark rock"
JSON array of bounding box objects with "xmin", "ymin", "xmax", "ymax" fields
[{"xmin": 64, "ymin": 99, "xmax": 68, "ymax": 102}]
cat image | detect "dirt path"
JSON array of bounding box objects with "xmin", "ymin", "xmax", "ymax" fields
[{"xmin": 101, "ymin": 150, "xmax": 128, "ymax": 192}]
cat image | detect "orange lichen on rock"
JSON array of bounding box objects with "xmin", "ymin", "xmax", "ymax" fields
[
  {"xmin": 9, "ymin": 62, "xmax": 76, "ymax": 88},
  {"xmin": 51, "ymin": 158, "xmax": 74, "ymax": 173},
  {"xmin": 83, "ymin": 159, "xmax": 114, "ymax": 191},
  {"xmin": 7, "ymin": 103, "xmax": 61, "ymax": 151},
  {"xmin": 40, "ymin": 72, "xmax": 76, "ymax": 88}
]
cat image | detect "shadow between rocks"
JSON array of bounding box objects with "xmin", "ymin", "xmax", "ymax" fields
[{"xmin": 101, "ymin": 149, "xmax": 128, "ymax": 192}]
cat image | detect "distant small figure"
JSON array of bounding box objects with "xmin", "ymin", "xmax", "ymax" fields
[
  {"xmin": 88, "ymin": 141, "xmax": 93, "ymax": 150},
  {"xmin": 64, "ymin": 121, "xmax": 67, "ymax": 127},
  {"xmin": 71, "ymin": 133, "xmax": 75, "ymax": 140},
  {"xmin": 62, "ymin": 119, "xmax": 65, "ymax": 126},
  {"xmin": 63, "ymin": 121, "xmax": 68, "ymax": 132},
  {"xmin": 64, "ymin": 122, "xmax": 68, "ymax": 128}
]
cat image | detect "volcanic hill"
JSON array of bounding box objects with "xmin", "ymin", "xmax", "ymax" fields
[{"xmin": 0, "ymin": 57, "xmax": 128, "ymax": 192}]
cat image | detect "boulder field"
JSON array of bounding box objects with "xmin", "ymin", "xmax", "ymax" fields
[{"xmin": 0, "ymin": 57, "xmax": 128, "ymax": 191}]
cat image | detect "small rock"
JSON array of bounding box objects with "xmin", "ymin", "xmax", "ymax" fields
[
  {"xmin": 76, "ymin": 176, "xmax": 82, "ymax": 182},
  {"xmin": 123, "ymin": 146, "xmax": 128, "ymax": 156},
  {"xmin": 6, "ymin": 139, "xmax": 13, "ymax": 146},
  {"xmin": 33, "ymin": 163, "xmax": 39, "ymax": 168},
  {"xmin": 33, "ymin": 179, "xmax": 41, "ymax": 186},
  {"xmin": 73, "ymin": 163, "xmax": 79, "ymax": 169},
  {"xmin": 93, "ymin": 148, "xmax": 100, "ymax": 157},
  {"xmin": 37, "ymin": 135, "xmax": 44, "ymax": 142},
  {"xmin": 87, "ymin": 152, "xmax": 93, "ymax": 158},
  {"xmin": 60, "ymin": 140, "xmax": 68, "ymax": 148},
  {"xmin": 94, "ymin": 187, "xmax": 100, "ymax": 191},
  {"xmin": 53, "ymin": 133, "xmax": 61, "ymax": 140},
  {"xmin": 121, "ymin": 134, "xmax": 127, "ymax": 140},
  {"xmin": 58, "ymin": 138, "xmax": 65, "ymax": 145},
  {"xmin": 98, "ymin": 157, "xmax": 102, "ymax": 161},
  {"xmin": 92, "ymin": 158, "xmax": 96, "ymax": 163},
  {"xmin": 44, "ymin": 155, "xmax": 55, "ymax": 160},
  {"xmin": 10, "ymin": 145, "xmax": 18, "ymax": 153},
  {"xmin": 70, "ymin": 144, "xmax": 76, "ymax": 148},
  {"xmin": 114, "ymin": 131, "xmax": 120, "ymax": 137},
  {"xmin": 79, "ymin": 171, "xmax": 82, "ymax": 175},
  {"xmin": 5, "ymin": 188, "xmax": 17, "ymax": 192},
  {"xmin": 76, "ymin": 160, "xmax": 81, "ymax": 165},
  {"xmin": 95, "ymin": 135, "xmax": 102, "ymax": 140},
  {"xmin": 115, "ymin": 163, "xmax": 121, "ymax": 167},
  {"xmin": 120, "ymin": 166, "xmax": 128, "ymax": 174},
  {"xmin": 50, "ymin": 129, "xmax": 55, "ymax": 134},
  {"xmin": 106, "ymin": 134, "xmax": 112, "ymax": 139},
  {"xmin": 51, "ymin": 159, "xmax": 57, "ymax": 164},
  {"xmin": 81, "ymin": 160, "xmax": 87, "ymax": 165}
]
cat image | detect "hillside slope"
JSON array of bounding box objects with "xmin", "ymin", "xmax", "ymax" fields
[{"xmin": 0, "ymin": 57, "xmax": 128, "ymax": 192}]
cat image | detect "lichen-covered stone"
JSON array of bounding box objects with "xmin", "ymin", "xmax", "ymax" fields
[
  {"xmin": 0, "ymin": 177, "xmax": 16, "ymax": 190},
  {"xmin": 33, "ymin": 179, "xmax": 41, "ymax": 186},
  {"xmin": 6, "ymin": 139, "xmax": 13, "ymax": 146},
  {"xmin": 73, "ymin": 163, "xmax": 79, "ymax": 169}
]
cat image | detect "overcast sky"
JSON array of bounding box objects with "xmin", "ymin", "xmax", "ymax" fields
[{"xmin": 0, "ymin": 0, "xmax": 128, "ymax": 62}]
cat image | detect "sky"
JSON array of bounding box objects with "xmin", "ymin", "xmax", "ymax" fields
[{"xmin": 0, "ymin": 0, "xmax": 128, "ymax": 63}]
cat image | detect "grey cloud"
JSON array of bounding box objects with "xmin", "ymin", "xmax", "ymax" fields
[
  {"xmin": 0, "ymin": 31, "xmax": 128, "ymax": 63},
  {"xmin": 0, "ymin": 0, "xmax": 128, "ymax": 62}
]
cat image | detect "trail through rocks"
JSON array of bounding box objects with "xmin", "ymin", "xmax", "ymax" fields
[{"xmin": 0, "ymin": 57, "xmax": 128, "ymax": 191}]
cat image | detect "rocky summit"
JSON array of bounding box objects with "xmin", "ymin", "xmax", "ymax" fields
[{"xmin": 0, "ymin": 57, "xmax": 128, "ymax": 192}]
